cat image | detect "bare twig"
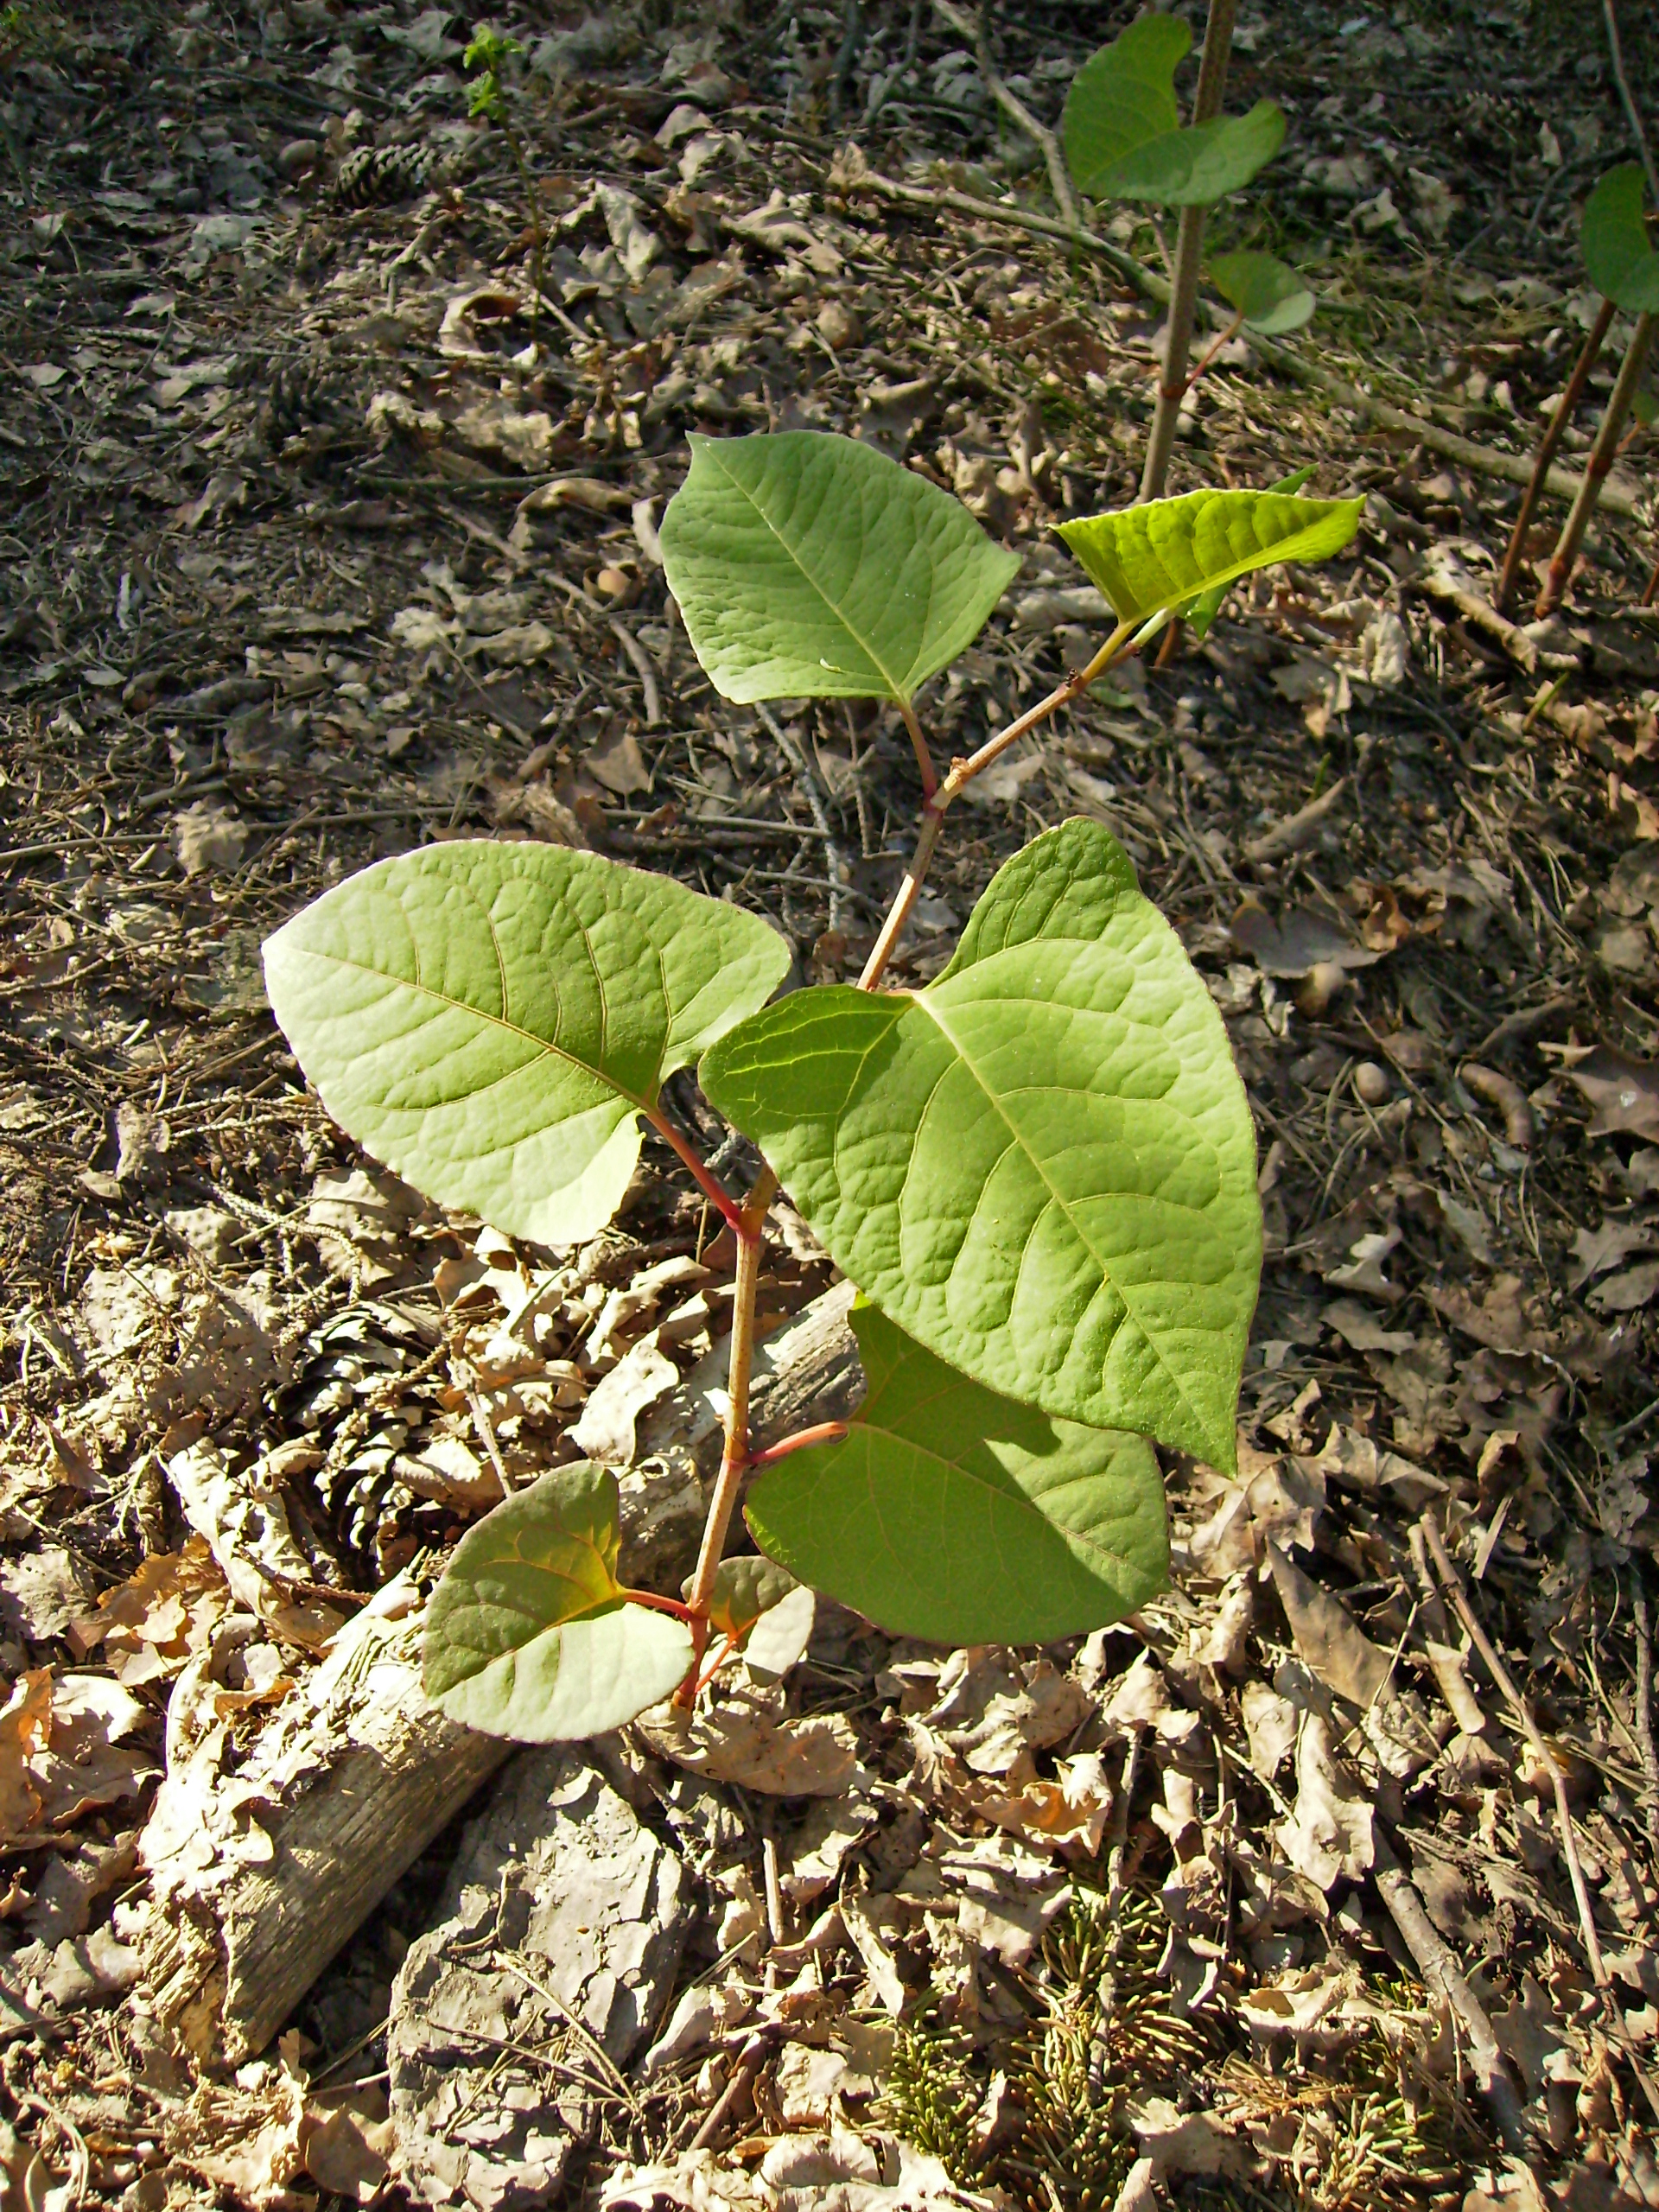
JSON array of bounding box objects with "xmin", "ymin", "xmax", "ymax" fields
[
  {"xmin": 1605, "ymin": 0, "xmax": 1659, "ymax": 210},
  {"xmin": 1495, "ymin": 297, "xmax": 1616, "ymax": 613},
  {"xmin": 609, "ymin": 618, "xmax": 663, "ymax": 728},
  {"xmin": 931, "ymin": 0, "xmax": 1079, "ymax": 230},
  {"xmin": 1370, "ymin": 1826, "xmax": 1531, "ymax": 2153},
  {"xmin": 1141, "ymin": 0, "xmax": 1237, "ymax": 500},
  {"xmin": 866, "ymin": 0, "xmax": 922, "ymax": 124},
  {"xmin": 1536, "ymin": 311, "xmax": 1656, "ymax": 613},
  {"xmin": 1633, "ymin": 1567, "xmax": 1659, "ymax": 1822},
  {"xmin": 840, "ymin": 167, "xmax": 1643, "ymax": 516},
  {"xmin": 756, "ymin": 702, "xmax": 853, "ymax": 931}
]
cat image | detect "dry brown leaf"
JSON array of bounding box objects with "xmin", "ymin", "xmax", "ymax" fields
[
  {"xmin": 1274, "ymin": 1712, "xmax": 1374, "ymax": 1890},
  {"xmin": 570, "ymin": 1330, "xmax": 679, "ymax": 1466},
  {"xmin": 1567, "ymin": 1047, "xmax": 1659, "ymax": 1142},
  {"xmin": 70, "ymin": 1536, "xmax": 229, "ymax": 1685},
  {"xmin": 1267, "ymin": 1545, "xmax": 1390, "ymax": 1707},
  {"xmin": 636, "ymin": 1688, "xmax": 861, "ymax": 1796}
]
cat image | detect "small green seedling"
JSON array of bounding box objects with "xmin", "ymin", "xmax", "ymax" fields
[
  {"xmin": 264, "ymin": 429, "xmax": 1362, "ymax": 1743},
  {"xmin": 1062, "ymin": 8, "xmax": 1301, "ymax": 500},
  {"xmin": 1503, "ymin": 163, "xmax": 1657, "ymax": 616},
  {"xmin": 462, "ymin": 22, "xmax": 545, "ymax": 344}
]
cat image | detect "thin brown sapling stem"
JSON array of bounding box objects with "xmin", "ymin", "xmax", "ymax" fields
[
  {"xmin": 1139, "ymin": 0, "xmax": 1237, "ymax": 502},
  {"xmin": 1535, "ymin": 308, "xmax": 1654, "ymax": 615},
  {"xmin": 1494, "ymin": 295, "xmax": 1615, "ymax": 613}
]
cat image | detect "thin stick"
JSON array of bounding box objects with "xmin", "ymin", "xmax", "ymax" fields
[
  {"xmin": 1184, "ymin": 309, "xmax": 1245, "ymax": 393},
  {"xmin": 1633, "ymin": 1566, "xmax": 1659, "ymax": 1821},
  {"xmin": 1370, "ymin": 1826, "xmax": 1531, "ymax": 2153},
  {"xmin": 1421, "ymin": 1515, "xmax": 1607, "ymax": 1988},
  {"xmin": 1605, "ymin": 0, "xmax": 1659, "ymax": 210},
  {"xmin": 1140, "ymin": 0, "xmax": 1236, "ymax": 501},
  {"xmin": 842, "ymin": 167, "xmax": 1643, "ymax": 518},
  {"xmin": 932, "ymin": 0, "xmax": 1079, "ymax": 231},
  {"xmin": 859, "ymin": 620, "xmax": 1138, "ymax": 991},
  {"xmin": 1536, "ymin": 310, "xmax": 1655, "ymax": 614},
  {"xmin": 1494, "ymin": 295, "xmax": 1615, "ymax": 613}
]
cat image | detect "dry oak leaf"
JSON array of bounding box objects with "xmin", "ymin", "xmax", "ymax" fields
[
  {"xmin": 68, "ymin": 1536, "xmax": 230, "ymax": 1685},
  {"xmin": 1274, "ymin": 1711, "xmax": 1374, "ymax": 1891},
  {"xmin": 0, "ymin": 1671, "xmax": 156, "ymax": 1851},
  {"xmin": 1568, "ymin": 1047, "xmax": 1659, "ymax": 1143}
]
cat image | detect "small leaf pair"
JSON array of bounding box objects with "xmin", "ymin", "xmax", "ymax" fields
[{"xmin": 1063, "ymin": 16, "xmax": 1284, "ymax": 207}]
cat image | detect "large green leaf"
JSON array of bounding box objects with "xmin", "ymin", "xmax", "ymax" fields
[
  {"xmin": 1209, "ymin": 250, "xmax": 1315, "ymax": 335},
  {"xmin": 1182, "ymin": 466, "xmax": 1316, "ymax": 639},
  {"xmin": 264, "ymin": 842, "xmax": 789, "ymax": 1244},
  {"xmin": 658, "ymin": 431, "xmax": 1020, "ymax": 706},
  {"xmin": 1063, "ymin": 15, "xmax": 1189, "ymax": 199},
  {"xmin": 1058, "ymin": 486, "xmax": 1363, "ymax": 630},
  {"xmin": 702, "ymin": 820, "xmax": 1261, "ymax": 1471},
  {"xmin": 747, "ymin": 1305, "xmax": 1168, "ymax": 1643},
  {"xmin": 423, "ymin": 1463, "xmax": 694, "ymax": 1740},
  {"xmin": 1582, "ymin": 164, "xmax": 1659, "ymax": 314},
  {"xmin": 1103, "ymin": 104, "xmax": 1286, "ymax": 207}
]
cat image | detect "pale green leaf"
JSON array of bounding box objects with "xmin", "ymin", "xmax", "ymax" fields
[
  {"xmin": 702, "ymin": 820, "xmax": 1261, "ymax": 1471},
  {"xmin": 263, "ymin": 842, "xmax": 789, "ymax": 1244},
  {"xmin": 1102, "ymin": 103, "xmax": 1286, "ymax": 207},
  {"xmin": 747, "ymin": 1305, "xmax": 1167, "ymax": 1643},
  {"xmin": 1208, "ymin": 250, "xmax": 1316, "ymax": 334},
  {"xmin": 1063, "ymin": 15, "xmax": 1189, "ymax": 199},
  {"xmin": 423, "ymin": 1463, "xmax": 694, "ymax": 1740},
  {"xmin": 1582, "ymin": 164, "xmax": 1659, "ymax": 314},
  {"xmin": 706, "ymin": 1555, "xmax": 798, "ymax": 1642},
  {"xmin": 658, "ymin": 431, "xmax": 1020, "ymax": 706},
  {"xmin": 1058, "ymin": 486, "xmax": 1363, "ymax": 630},
  {"xmin": 1182, "ymin": 466, "xmax": 1316, "ymax": 639}
]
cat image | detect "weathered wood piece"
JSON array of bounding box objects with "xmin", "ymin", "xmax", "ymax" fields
[{"xmin": 135, "ymin": 1282, "xmax": 861, "ymax": 2064}]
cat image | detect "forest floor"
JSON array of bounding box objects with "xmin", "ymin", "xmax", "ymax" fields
[{"xmin": 2, "ymin": 1, "xmax": 1659, "ymax": 2208}]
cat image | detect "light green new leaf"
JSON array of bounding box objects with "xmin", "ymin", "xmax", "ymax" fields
[
  {"xmin": 263, "ymin": 842, "xmax": 789, "ymax": 1244},
  {"xmin": 1208, "ymin": 250, "xmax": 1315, "ymax": 334},
  {"xmin": 1582, "ymin": 164, "xmax": 1659, "ymax": 314},
  {"xmin": 1063, "ymin": 15, "xmax": 1189, "ymax": 199},
  {"xmin": 423, "ymin": 1463, "xmax": 694, "ymax": 1740},
  {"xmin": 702, "ymin": 820, "xmax": 1261, "ymax": 1471},
  {"xmin": 659, "ymin": 431, "xmax": 1020, "ymax": 705},
  {"xmin": 747, "ymin": 1305, "xmax": 1168, "ymax": 1643},
  {"xmin": 702, "ymin": 1556, "xmax": 815, "ymax": 1681},
  {"xmin": 1103, "ymin": 103, "xmax": 1286, "ymax": 207},
  {"xmin": 1059, "ymin": 486, "xmax": 1363, "ymax": 631},
  {"xmin": 1181, "ymin": 466, "xmax": 1316, "ymax": 639}
]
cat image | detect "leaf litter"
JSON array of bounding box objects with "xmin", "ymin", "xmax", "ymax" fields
[{"xmin": 1, "ymin": 0, "xmax": 1659, "ymax": 2205}]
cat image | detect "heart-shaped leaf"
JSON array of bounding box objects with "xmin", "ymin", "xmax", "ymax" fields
[
  {"xmin": 423, "ymin": 1462, "xmax": 694, "ymax": 1740},
  {"xmin": 264, "ymin": 842, "xmax": 789, "ymax": 1244},
  {"xmin": 659, "ymin": 430, "xmax": 1020, "ymax": 705},
  {"xmin": 702, "ymin": 1557, "xmax": 815, "ymax": 1681},
  {"xmin": 1058, "ymin": 486, "xmax": 1363, "ymax": 631},
  {"xmin": 1102, "ymin": 103, "xmax": 1286, "ymax": 207},
  {"xmin": 747, "ymin": 1305, "xmax": 1167, "ymax": 1643},
  {"xmin": 1063, "ymin": 15, "xmax": 1190, "ymax": 199},
  {"xmin": 1582, "ymin": 164, "xmax": 1659, "ymax": 314},
  {"xmin": 702, "ymin": 820, "xmax": 1261, "ymax": 1471},
  {"xmin": 1209, "ymin": 250, "xmax": 1316, "ymax": 334}
]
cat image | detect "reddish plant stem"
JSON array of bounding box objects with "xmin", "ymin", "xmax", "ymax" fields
[
  {"xmin": 744, "ymin": 1421, "xmax": 849, "ymax": 1471},
  {"xmin": 1536, "ymin": 309, "xmax": 1655, "ymax": 617},
  {"xmin": 620, "ymin": 1587, "xmax": 699, "ymax": 1623},
  {"xmin": 1495, "ymin": 295, "xmax": 1615, "ymax": 614},
  {"xmin": 859, "ymin": 619, "xmax": 1138, "ymax": 992},
  {"xmin": 676, "ymin": 1165, "xmax": 777, "ymax": 1700},
  {"xmin": 646, "ymin": 1105, "xmax": 747, "ymax": 1235},
  {"xmin": 896, "ymin": 696, "xmax": 938, "ymax": 799},
  {"xmin": 1184, "ymin": 310, "xmax": 1244, "ymax": 394}
]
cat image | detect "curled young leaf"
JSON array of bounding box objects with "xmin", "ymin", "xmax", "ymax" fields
[
  {"xmin": 1582, "ymin": 163, "xmax": 1659, "ymax": 315},
  {"xmin": 423, "ymin": 1463, "xmax": 694, "ymax": 1741},
  {"xmin": 1208, "ymin": 250, "xmax": 1316, "ymax": 335},
  {"xmin": 702, "ymin": 1557, "xmax": 815, "ymax": 1683},
  {"xmin": 263, "ymin": 842, "xmax": 789, "ymax": 1243},
  {"xmin": 747, "ymin": 1305, "xmax": 1168, "ymax": 1643},
  {"xmin": 702, "ymin": 819, "xmax": 1261, "ymax": 1471},
  {"xmin": 1058, "ymin": 486, "xmax": 1363, "ymax": 632},
  {"xmin": 659, "ymin": 430, "xmax": 1020, "ymax": 706}
]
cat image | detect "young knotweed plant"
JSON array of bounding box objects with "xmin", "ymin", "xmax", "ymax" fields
[
  {"xmin": 1061, "ymin": 9, "xmax": 1306, "ymax": 498},
  {"xmin": 263, "ymin": 429, "xmax": 1362, "ymax": 1745}
]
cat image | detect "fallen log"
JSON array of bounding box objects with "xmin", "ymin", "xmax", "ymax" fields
[{"xmin": 135, "ymin": 1281, "xmax": 861, "ymax": 2066}]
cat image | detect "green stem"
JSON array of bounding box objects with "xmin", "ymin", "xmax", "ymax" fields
[{"xmin": 1138, "ymin": 0, "xmax": 1236, "ymax": 502}]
